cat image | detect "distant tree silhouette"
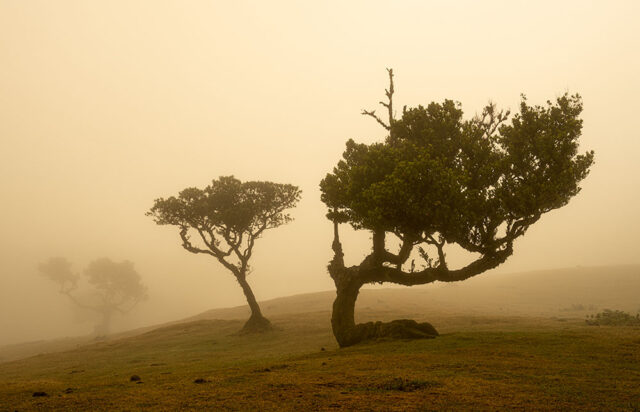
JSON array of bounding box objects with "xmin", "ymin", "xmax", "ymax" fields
[
  {"xmin": 147, "ymin": 176, "xmax": 301, "ymax": 333},
  {"xmin": 38, "ymin": 257, "xmax": 147, "ymax": 337},
  {"xmin": 320, "ymin": 69, "xmax": 594, "ymax": 347}
]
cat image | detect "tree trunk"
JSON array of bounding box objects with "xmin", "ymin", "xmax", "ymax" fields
[
  {"xmin": 331, "ymin": 278, "xmax": 363, "ymax": 347},
  {"xmin": 331, "ymin": 267, "xmax": 439, "ymax": 348},
  {"xmin": 94, "ymin": 309, "xmax": 112, "ymax": 339},
  {"xmin": 328, "ymin": 226, "xmax": 439, "ymax": 347},
  {"xmin": 236, "ymin": 274, "xmax": 272, "ymax": 333}
]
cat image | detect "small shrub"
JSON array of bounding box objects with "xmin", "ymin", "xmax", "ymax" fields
[{"xmin": 586, "ymin": 309, "xmax": 640, "ymax": 326}]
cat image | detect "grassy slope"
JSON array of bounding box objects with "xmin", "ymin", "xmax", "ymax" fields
[
  {"xmin": 193, "ymin": 264, "xmax": 640, "ymax": 321},
  {"xmin": 0, "ymin": 314, "xmax": 639, "ymax": 411},
  {"xmin": 2, "ymin": 264, "xmax": 638, "ymax": 364},
  {"xmin": 1, "ymin": 265, "xmax": 639, "ymax": 410}
]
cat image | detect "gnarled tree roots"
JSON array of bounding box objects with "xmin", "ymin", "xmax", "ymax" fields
[{"xmin": 337, "ymin": 319, "xmax": 439, "ymax": 347}]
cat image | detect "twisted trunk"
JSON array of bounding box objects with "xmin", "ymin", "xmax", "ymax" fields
[
  {"xmin": 331, "ymin": 275, "xmax": 364, "ymax": 347},
  {"xmin": 328, "ymin": 226, "xmax": 515, "ymax": 347},
  {"xmin": 330, "ymin": 265, "xmax": 438, "ymax": 348}
]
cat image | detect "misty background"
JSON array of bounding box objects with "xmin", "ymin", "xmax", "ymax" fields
[{"xmin": 1, "ymin": 1, "xmax": 638, "ymax": 346}]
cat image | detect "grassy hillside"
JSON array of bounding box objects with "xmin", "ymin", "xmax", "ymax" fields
[
  {"xmin": 0, "ymin": 265, "xmax": 639, "ymax": 410},
  {"xmin": 3, "ymin": 265, "xmax": 637, "ymax": 364},
  {"xmin": 192, "ymin": 264, "xmax": 640, "ymax": 321},
  {"xmin": 0, "ymin": 311, "xmax": 639, "ymax": 411}
]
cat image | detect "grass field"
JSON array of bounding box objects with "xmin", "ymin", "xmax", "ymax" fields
[
  {"xmin": 1, "ymin": 305, "xmax": 639, "ymax": 411},
  {"xmin": 2, "ymin": 266, "xmax": 639, "ymax": 410}
]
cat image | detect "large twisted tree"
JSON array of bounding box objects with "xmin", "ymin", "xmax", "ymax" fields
[
  {"xmin": 147, "ymin": 176, "xmax": 301, "ymax": 333},
  {"xmin": 320, "ymin": 69, "xmax": 594, "ymax": 347}
]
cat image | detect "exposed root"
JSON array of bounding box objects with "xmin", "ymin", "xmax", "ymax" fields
[{"xmin": 342, "ymin": 319, "xmax": 438, "ymax": 347}]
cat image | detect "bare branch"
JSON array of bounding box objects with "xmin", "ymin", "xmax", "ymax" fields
[
  {"xmin": 385, "ymin": 67, "xmax": 394, "ymax": 127},
  {"xmin": 113, "ymin": 295, "xmax": 142, "ymax": 314},
  {"xmin": 180, "ymin": 227, "xmax": 213, "ymax": 256},
  {"xmin": 61, "ymin": 290, "xmax": 99, "ymax": 312},
  {"xmin": 196, "ymin": 229, "xmax": 218, "ymax": 254},
  {"xmin": 180, "ymin": 227, "xmax": 239, "ymax": 274},
  {"xmin": 361, "ymin": 109, "xmax": 390, "ymax": 130},
  {"xmin": 361, "ymin": 67, "xmax": 396, "ymax": 133},
  {"xmin": 507, "ymin": 214, "xmax": 541, "ymax": 239}
]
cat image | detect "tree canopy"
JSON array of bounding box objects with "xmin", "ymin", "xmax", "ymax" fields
[
  {"xmin": 84, "ymin": 258, "xmax": 147, "ymax": 310},
  {"xmin": 38, "ymin": 257, "xmax": 77, "ymax": 293},
  {"xmin": 320, "ymin": 69, "xmax": 594, "ymax": 346}
]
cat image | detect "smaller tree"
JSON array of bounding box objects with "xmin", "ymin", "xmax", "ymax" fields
[
  {"xmin": 147, "ymin": 176, "xmax": 301, "ymax": 333},
  {"xmin": 39, "ymin": 257, "xmax": 147, "ymax": 337}
]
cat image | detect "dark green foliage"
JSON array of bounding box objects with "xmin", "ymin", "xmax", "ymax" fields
[
  {"xmin": 148, "ymin": 176, "xmax": 300, "ymax": 238},
  {"xmin": 321, "ymin": 69, "xmax": 594, "ymax": 347},
  {"xmin": 321, "ymin": 95, "xmax": 594, "ymax": 254},
  {"xmin": 586, "ymin": 309, "xmax": 640, "ymax": 326}
]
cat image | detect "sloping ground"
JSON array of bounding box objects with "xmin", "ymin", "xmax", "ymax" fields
[
  {"xmin": 427, "ymin": 264, "xmax": 640, "ymax": 316},
  {"xmin": 0, "ymin": 309, "xmax": 639, "ymax": 411},
  {"xmin": 1, "ymin": 264, "xmax": 638, "ymax": 364},
  {"xmin": 190, "ymin": 264, "xmax": 640, "ymax": 322}
]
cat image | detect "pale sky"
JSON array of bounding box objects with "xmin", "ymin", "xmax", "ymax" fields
[{"xmin": 1, "ymin": 0, "xmax": 639, "ymax": 344}]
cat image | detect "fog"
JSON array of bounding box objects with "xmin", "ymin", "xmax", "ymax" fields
[{"xmin": 1, "ymin": 1, "xmax": 639, "ymax": 346}]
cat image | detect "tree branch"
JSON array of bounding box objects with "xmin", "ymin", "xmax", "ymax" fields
[
  {"xmin": 361, "ymin": 68, "xmax": 396, "ymax": 133},
  {"xmin": 180, "ymin": 227, "xmax": 239, "ymax": 275},
  {"xmin": 371, "ymin": 230, "xmax": 386, "ymax": 263},
  {"xmin": 224, "ymin": 230, "xmax": 245, "ymax": 265},
  {"xmin": 384, "ymin": 67, "xmax": 394, "ymax": 128},
  {"xmin": 61, "ymin": 290, "xmax": 100, "ymax": 312},
  {"xmin": 180, "ymin": 227, "xmax": 214, "ymax": 255},
  {"xmin": 361, "ymin": 110, "xmax": 389, "ymax": 130},
  {"xmin": 476, "ymin": 102, "xmax": 511, "ymax": 139},
  {"xmin": 504, "ymin": 214, "xmax": 541, "ymax": 241},
  {"xmin": 331, "ymin": 220, "xmax": 345, "ymax": 270},
  {"xmin": 113, "ymin": 296, "xmax": 141, "ymax": 314},
  {"xmin": 379, "ymin": 235, "xmax": 415, "ymax": 268},
  {"xmin": 366, "ymin": 245, "xmax": 513, "ymax": 286},
  {"xmin": 196, "ymin": 229, "xmax": 219, "ymax": 254},
  {"xmin": 240, "ymin": 221, "xmax": 268, "ymax": 266}
]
